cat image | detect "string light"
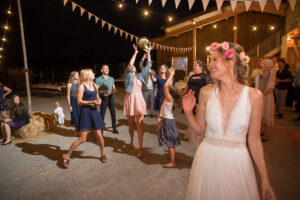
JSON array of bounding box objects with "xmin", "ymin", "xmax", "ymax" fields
[
  {"xmin": 144, "ymin": 10, "xmax": 149, "ymax": 16},
  {"xmin": 233, "ymin": 26, "xmax": 237, "ymax": 30},
  {"xmin": 7, "ymin": 10, "xmax": 12, "ymax": 15},
  {"xmin": 213, "ymin": 24, "xmax": 217, "ymax": 29},
  {"xmin": 0, "ymin": 1, "xmax": 12, "ymax": 62},
  {"xmin": 270, "ymin": 26, "xmax": 275, "ymax": 30},
  {"xmin": 192, "ymin": 21, "xmax": 196, "ymax": 25},
  {"xmin": 2, "ymin": 37, "xmax": 6, "ymax": 42},
  {"xmin": 0, "ymin": 47, "xmax": 3, "ymax": 51},
  {"xmin": 118, "ymin": 3, "xmax": 123, "ymax": 8},
  {"xmin": 4, "ymin": 25, "xmax": 9, "ymax": 30},
  {"xmin": 252, "ymin": 26, "xmax": 257, "ymax": 31},
  {"xmin": 168, "ymin": 17, "xmax": 173, "ymax": 22},
  {"xmin": 287, "ymin": 37, "xmax": 291, "ymax": 41}
]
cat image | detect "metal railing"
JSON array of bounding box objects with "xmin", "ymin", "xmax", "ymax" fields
[{"xmin": 247, "ymin": 29, "xmax": 284, "ymax": 58}]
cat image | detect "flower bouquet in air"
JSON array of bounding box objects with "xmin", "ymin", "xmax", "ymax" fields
[{"xmin": 137, "ymin": 37, "xmax": 150, "ymax": 52}]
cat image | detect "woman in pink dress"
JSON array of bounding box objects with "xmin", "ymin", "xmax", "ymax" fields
[
  {"xmin": 183, "ymin": 42, "xmax": 275, "ymax": 200},
  {"xmin": 123, "ymin": 44, "xmax": 153, "ymax": 158}
]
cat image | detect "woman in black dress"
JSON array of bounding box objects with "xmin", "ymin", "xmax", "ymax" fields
[{"xmin": 181, "ymin": 60, "xmax": 212, "ymax": 144}]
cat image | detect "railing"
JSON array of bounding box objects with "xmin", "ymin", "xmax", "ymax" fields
[{"xmin": 247, "ymin": 28, "xmax": 284, "ymax": 58}]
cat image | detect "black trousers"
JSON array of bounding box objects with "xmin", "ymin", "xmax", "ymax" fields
[{"xmin": 100, "ymin": 95, "xmax": 117, "ymax": 129}]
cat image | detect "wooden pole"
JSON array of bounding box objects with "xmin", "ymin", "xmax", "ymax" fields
[
  {"xmin": 234, "ymin": 14, "xmax": 237, "ymax": 43},
  {"xmin": 17, "ymin": 0, "xmax": 32, "ymax": 116}
]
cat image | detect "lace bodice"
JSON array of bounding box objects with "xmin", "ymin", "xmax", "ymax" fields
[{"xmin": 205, "ymin": 86, "xmax": 251, "ymax": 144}]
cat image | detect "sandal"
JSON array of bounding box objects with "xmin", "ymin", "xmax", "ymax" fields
[
  {"xmin": 62, "ymin": 155, "xmax": 70, "ymax": 168},
  {"xmin": 1, "ymin": 141, "xmax": 11, "ymax": 145},
  {"xmin": 137, "ymin": 149, "xmax": 143, "ymax": 158},
  {"xmin": 163, "ymin": 163, "xmax": 176, "ymax": 168},
  {"xmin": 100, "ymin": 155, "xmax": 107, "ymax": 163}
]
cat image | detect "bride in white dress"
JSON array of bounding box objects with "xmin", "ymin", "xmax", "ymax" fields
[{"xmin": 183, "ymin": 42, "xmax": 275, "ymax": 200}]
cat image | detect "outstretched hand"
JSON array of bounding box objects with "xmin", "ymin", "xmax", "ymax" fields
[
  {"xmin": 133, "ymin": 44, "xmax": 138, "ymax": 54},
  {"xmin": 182, "ymin": 89, "xmax": 196, "ymax": 114},
  {"xmin": 169, "ymin": 67, "xmax": 175, "ymax": 77},
  {"xmin": 147, "ymin": 43, "xmax": 154, "ymax": 52}
]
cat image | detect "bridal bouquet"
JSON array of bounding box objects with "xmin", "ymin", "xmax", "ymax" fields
[{"xmin": 137, "ymin": 37, "xmax": 150, "ymax": 52}]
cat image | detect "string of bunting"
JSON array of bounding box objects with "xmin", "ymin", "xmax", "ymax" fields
[
  {"xmin": 63, "ymin": 0, "xmax": 192, "ymax": 54},
  {"xmin": 0, "ymin": 1, "xmax": 12, "ymax": 61},
  {"xmin": 133, "ymin": 0, "xmax": 297, "ymax": 12}
]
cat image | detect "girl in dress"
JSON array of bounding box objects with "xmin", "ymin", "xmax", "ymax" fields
[
  {"xmin": 0, "ymin": 82, "xmax": 12, "ymax": 119},
  {"xmin": 158, "ymin": 67, "xmax": 181, "ymax": 168},
  {"xmin": 180, "ymin": 60, "xmax": 212, "ymax": 145},
  {"xmin": 153, "ymin": 64, "xmax": 169, "ymax": 112},
  {"xmin": 1, "ymin": 95, "xmax": 30, "ymax": 145},
  {"xmin": 66, "ymin": 71, "xmax": 80, "ymax": 135},
  {"xmin": 255, "ymin": 59, "xmax": 276, "ymax": 142},
  {"xmin": 62, "ymin": 69, "xmax": 106, "ymax": 168},
  {"xmin": 183, "ymin": 42, "xmax": 275, "ymax": 200},
  {"xmin": 123, "ymin": 44, "xmax": 153, "ymax": 158}
]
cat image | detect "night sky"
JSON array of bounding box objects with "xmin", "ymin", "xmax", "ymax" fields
[{"xmin": 0, "ymin": 0, "xmax": 216, "ymax": 70}]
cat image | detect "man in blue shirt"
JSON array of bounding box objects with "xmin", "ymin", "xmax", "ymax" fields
[{"xmin": 96, "ymin": 65, "xmax": 119, "ymax": 134}]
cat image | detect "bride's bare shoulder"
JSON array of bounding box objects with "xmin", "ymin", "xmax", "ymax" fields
[
  {"xmin": 248, "ymin": 86, "xmax": 263, "ymax": 104},
  {"xmin": 200, "ymin": 84, "xmax": 215, "ymax": 99}
]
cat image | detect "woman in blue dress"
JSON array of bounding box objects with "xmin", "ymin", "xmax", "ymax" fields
[
  {"xmin": 66, "ymin": 71, "xmax": 81, "ymax": 136},
  {"xmin": 62, "ymin": 69, "xmax": 107, "ymax": 168},
  {"xmin": 0, "ymin": 82, "xmax": 12, "ymax": 120}
]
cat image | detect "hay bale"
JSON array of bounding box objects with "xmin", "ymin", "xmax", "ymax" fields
[{"xmin": 12, "ymin": 112, "xmax": 57, "ymax": 139}]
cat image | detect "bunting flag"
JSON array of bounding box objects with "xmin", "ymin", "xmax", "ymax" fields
[
  {"xmin": 136, "ymin": 0, "xmax": 139, "ymax": 3},
  {"xmin": 175, "ymin": 0, "xmax": 181, "ymax": 9},
  {"xmin": 230, "ymin": 0, "xmax": 238, "ymax": 11},
  {"xmin": 80, "ymin": 7, "xmax": 85, "ymax": 16},
  {"xmin": 244, "ymin": 0, "xmax": 252, "ymax": 11},
  {"xmin": 289, "ymin": 0, "xmax": 296, "ymax": 10},
  {"xmin": 202, "ymin": 0, "xmax": 209, "ymax": 11},
  {"xmin": 71, "ymin": 2, "xmax": 77, "ymax": 11},
  {"xmin": 188, "ymin": 0, "xmax": 195, "ymax": 10},
  {"xmin": 88, "ymin": 12, "xmax": 93, "ymax": 20},
  {"xmin": 65, "ymin": 0, "xmax": 192, "ymax": 53},
  {"xmin": 273, "ymin": 0, "xmax": 282, "ymax": 10},
  {"xmin": 162, "ymin": 0, "xmax": 167, "ymax": 7},
  {"xmin": 216, "ymin": 0, "xmax": 224, "ymax": 11},
  {"xmin": 258, "ymin": 0, "xmax": 267, "ymax": 11},
  {"xmin": 95, "ymin": 16, "xmax": 99, "ymax": 24},
  {"xmin": 148, "ymin": 0, "xmax": 153, "ymax": 6}
]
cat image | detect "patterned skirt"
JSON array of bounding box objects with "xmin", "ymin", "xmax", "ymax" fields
[{"xmin": 158, "ymin": 118, "xmax": 181, "ymax": 147}]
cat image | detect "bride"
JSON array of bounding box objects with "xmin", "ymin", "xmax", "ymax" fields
[{"xmin": 183, "ymin": 42, "xmax": 275, "ymax": 200}]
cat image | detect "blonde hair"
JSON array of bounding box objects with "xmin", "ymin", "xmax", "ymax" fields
[
  {"xmin": 262, "ymin": 59, "xmax": 274, "ymax": 70},
  {"xmin": 54, "ymin": 101, "xmax": 60, "ymax": 107},
  {"xmin": 80, "ymin": 68, "xmax": 94, "ymax": 83},
  {"xmin": 215, "ymin": 42, "xmax": 249, "ymax": 86},
  {"xmin": 68, "ymin": 71, "xmax": 79, "ymax": 83}
]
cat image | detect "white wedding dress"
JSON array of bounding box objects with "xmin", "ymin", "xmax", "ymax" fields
[{"xmin": 185, "ymin": 86, "xmax": 260, "ymax": 200}]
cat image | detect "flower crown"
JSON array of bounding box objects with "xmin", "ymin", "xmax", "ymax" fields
[{"xmin": 209, "ymin": 42, "xmax": 250, "ymax": 64}]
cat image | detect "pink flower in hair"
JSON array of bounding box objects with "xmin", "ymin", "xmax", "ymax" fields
[
  {"xmin": 239, "ymin": 52, "xmax": 245, "ymax": 61},
  {"xmin": 224, "ymin": 49, "xmax": 235, "ymax": 59},
  {"xmin": 210, "ymin": 42, "xmax": 219, "ymax": 51},
  {"xmin": 221, "ymin": 42, "xmax": 229, "ymax": 50}
]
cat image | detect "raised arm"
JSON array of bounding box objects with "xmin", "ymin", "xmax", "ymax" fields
[
  {"xmin": 3, "ymin": 86, "xmax": 12, "ymax": 98},
  {"xmin": 182, "ymin": 85, "xmax": 210, "ymax": 136},
  {"xmin": 164, "ymin": 67, "xmax": 175, "ymax": 102},
  {"xmin": 129, "ymin": 44, "xmax": 138, "ymax": 66},
  {"xmin": 66, "ymin": 83, "xmax": 72, "ymax": 112},
  {"xmin": 248, "ymin": 88, "xmax": 275, "ymax": 200},
  {"xmin": 139, "ymin": 53, "xmax": 146, "ymax": 71},
  {"xmin": 140, "ymin": 44, "xmax": 154, "ymax": 78}
]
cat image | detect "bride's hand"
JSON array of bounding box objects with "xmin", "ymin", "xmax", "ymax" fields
[
  {"xmin": 261, "ymin": 180, "xmax": 276, "ymax": 200},
  {"xmin": 182, "ymin": 89, "xmax": 196, "ymax": 114}
]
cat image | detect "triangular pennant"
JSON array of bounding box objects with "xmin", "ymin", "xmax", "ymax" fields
[
  {"xmin": 162, "ymin": 0, "xmax": 167, "ymax": 7},
  {"xmin": 95, "ymin": 16, "xmax": 99, "ymax": 24},
  {"xmin": 63, "ymin": 0, "xmax": 68, "ymax": 6},
  {"xmin": 101, "ymin": 20, "xmax": 106, "ymax": 28},
  {"xmin": 202, "ymin": 0, "xmax": 209, "ymax": 11},
  {"xmin": 120, "ymin": 30, "xmax": 124, "ymax": 37},
  {"xmin": 88, "ymin": 12, "xmax": 92, "ymax": 20},
  {"xmin": 135, "ymin": 36, "xmax": 139, "ymax": 42},
  {"xmin": 114, "ymin": 27, "xmax": 118, "ymax": 35},
  {"xmin": 188, "ymin": 0, "xmax": 195, "ymax": 10},
  {"xmin": 125, "ymin": 32, "xmax": 129, "ymax": 39},
  {"xmin": 273, "ymin": 0, "xmax": 281, "ymax": 10},
  {"xmin": 258, "ymin": 0, "xmax": 267, "ymax": 11},
  {"xmin": 230, "ymin": 0, "xmax": 238, "ymax": 11},
  {"xmin": 148, "ymin": 0, "xmax": 153, "ymax": 6},
  {"xmin": 130, "ymin": 34, "xmax": 134, "ymax": 41},
  {"xmin": 244, "ymin": 1, "xmax": 252, "ymax": 11},
  {"xmin": 175, "ymin": 0, "xmax": 181, "ymax": 9},
  {"xmin": 80, "ymin": 7, "xmax": 85, "ymax": 16},
  {"xmin": 216, "ymin": 0, "xmax": 224, "ymax": 11},
  {"xmin": 136, "ymin": 0, "xmax": 139, "ymax": 3},
  {"xmin": 288, "ymin": 0, "xmax": 296, "ymax": 11},
  {"xmin": 71, "ymin": 2, "xmax": 77, "ymax": 11},
  {"xmin": 107, "ymin": 23, "xmax": 112, "ymax": 31}
]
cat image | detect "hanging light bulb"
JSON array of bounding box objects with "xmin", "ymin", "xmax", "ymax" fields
[
  {"xmin": 252, "ymin": 26, "xmax": 257, "ymax": 31},
  {"xmin": 7, "ymin": 10, "xmax": 12, "ymax": 15},
  {"xmin": 0, "ymin": 47, "xmax": 3, "ymax": 51},
  {"xmin": 144, "ymin": 10, "xmax": 149, "ymax": 16},
  {"xmin": 2, "ymin": 37, "xmax": 6, "ymax": 42},
  {"xmin": 0, "ymin": 55, "xmax": 2, "ymax": 58},
  {"xmin": 233, "ymin": 26, "xmax": 237, "ymax": 30},
  {"xmin": 118, "ymin": 3, "xmax": 123, "ymax": 8},
  {"xmin": 4, "ymin": 25, "xmax": 9, "ymax": 30},
  {"xmin": 270, "ymin": 26, "xmax": 275, "ymax": 30},
  {"xmin": 213, "ymin": 24, "xmax": 217, "ymax": 29},
  {"xmin": 192, "ymin": 21, "xmax": 196, "ymax": 25},
  {"xmin": 168, "ymin": 17, "xmax": 173, "ymax": 22}
]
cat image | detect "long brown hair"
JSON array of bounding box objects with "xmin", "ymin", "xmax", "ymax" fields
[
  {"xmin": 168, "ymin": 85, "xmax": 182, "ymax": 108},
  {"xmin": 158, "ymin": 64, "xmax": 170, "ymax": 79},
  {"xmin": 10, "ymin": 95, "xmax": 28, "ymax": 118}
]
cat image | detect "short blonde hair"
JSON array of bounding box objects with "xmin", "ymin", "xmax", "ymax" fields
[
  {"xmin": 80, "ymin": 68, "xmax": 94, "ymax": 83},
  {"xmin": 54, "ymin": 101, "xmax": 60, "ymax": 107},
  {"xmin": 262, "ymin": 59, "xmax": 274, "ymax": 70}
]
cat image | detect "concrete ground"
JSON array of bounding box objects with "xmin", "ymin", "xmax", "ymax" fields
[{"xmin": 0, "ymin": 89, "xmax": 299, "ymax": 200}]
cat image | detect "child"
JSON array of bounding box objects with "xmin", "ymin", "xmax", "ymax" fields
[
  {"xmin": 158, "ymin": 67, "xmax": 181, "ymax": 168},
  {"xmin": 54, "ymin": 101, "xmax": 65, "ymax": 126}
]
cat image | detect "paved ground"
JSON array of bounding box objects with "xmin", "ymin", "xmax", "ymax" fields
[{"xmin": 0, "ymin": 89, "xmax": 299, "ymax": 200}]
